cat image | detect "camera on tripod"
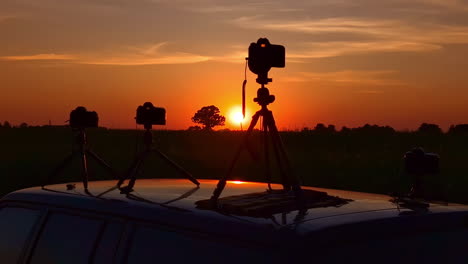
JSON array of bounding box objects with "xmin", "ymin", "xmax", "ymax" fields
[
  {"xmin": 136, "ymin": 102, "xmax": 166, "ymax": 127},
  {"xmin": 248, "ymin": 38, "xmax": 285, "ymax": 78},
  {"xmin": 70, "ymin": 106, "xmax": 98, "ymax": 129},
  {"xmin": 210, "ymin": 38, "xmax": 302, "ymax": 202}
]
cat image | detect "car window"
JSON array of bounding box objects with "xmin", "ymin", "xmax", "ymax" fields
[
  {"xmin": 125, "ymin": 224, "xmax": 270, "ymax": 264},
  {"xmin": 317, "ymin": 229, "xmax": 468, "ymax": 263},
  {"xmin": 30, "ymin": 213, "xmax": 105, "ymax": 264},
  {"xmin": 93, "ymin": 220, "xmax": 125, "ymax": 264},
  {"xmin": 0, "ymin": 207, "xmax": 41, "ymax": 263}
]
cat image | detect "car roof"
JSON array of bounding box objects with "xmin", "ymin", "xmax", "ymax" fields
[{"xmin": 2, "ymin": 179, "xmax": 468, "ymax": 243}]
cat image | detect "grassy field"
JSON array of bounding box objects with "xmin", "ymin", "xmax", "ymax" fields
[{"xmin": 1, "ymin": 127, "xmax": 467, "ymax": 203}]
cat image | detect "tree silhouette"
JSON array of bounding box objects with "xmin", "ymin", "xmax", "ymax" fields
[
  {"xmin": 187, "ymin": 125, "xmax": 202, "ymax": 131},
  {"xmin": 19, "ymin": 122, "xmax": 28, "ymax": 128},
  {"xmin": 448, "ymin": 124, "xmax": 468, "ymax": 134},
  {"xmin": 3, "ymin": 121, "xmax": 11, "ymax": 128},
  {"xmin": 314, "ymin": 123, "xmax": 336, "ymax": 133},
  {"xmin": 417, "ymin": 123, "xmax": 442, "ymax": 134},
  {"xmin": 353, "ymin": 124, "xmax": 395, "ymax": 134},
  {"xmin": 314, "ymin": 123, "xmax": 327, "ymax": 132},
  {"xmin": 191, "ymin": 105, "xmax": 225, "ymax": 131},
  {"xmin": 340, "ymin": 126, "xmax": 351, "ymax": 133}
]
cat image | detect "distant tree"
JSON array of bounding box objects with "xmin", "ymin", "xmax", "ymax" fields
[
  {"xmin": 417, "ymin": 123, "xmax": 442, "ymax": 134},
  {"xmin": 187, "ymin": 125, "xmax": 202, "ymax": 131},
  {"xmin": 313, "ymin": 123, "xmax": 336, "ymax": 133},
  {"xmin": 0, "ymin": 122, "xmax": 2, "ymax": 128},
  {"xmin": 314, "ymin": 123, "xmax": 327, "ymax": 132},
  {"xmin": 191, "ymin": 105, "xmax": 225, "ymax": 131},
  {"xmin": 3, "ymin": 121, "xmax": 11, "ymax": 128},
  {"xmin": 340, "ymin": 126, "xmax": 351, "ymax": 133},
  {"xmin": 352, "ymin": 124, "xmax": 395, "ymax": 134},
  {"xmin": 19, "ymin": 122, "xmax": 28, "ymax": 128},
  {"xmin": 448, "ymin": 124, "xmax": 468, "ymax": 134}
]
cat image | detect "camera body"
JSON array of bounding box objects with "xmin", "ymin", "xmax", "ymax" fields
[
  {"xmin": 136, "ymin": 102, "xmax": 166, "ymax": 127},
  {"xmin": 70, "ymin": 106, "xmax": 98, "ymax": 128},
  {"xmin": 248, "ymin": 38, "xmax": 285, "ymax": 76},
  {"xmin": 404, "ymin": 147, "xmax": 439, "ymax": 174}
]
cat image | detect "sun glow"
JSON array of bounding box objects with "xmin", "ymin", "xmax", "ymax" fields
[
  {"xmin": 228, "ymin": 180, "xmax": 246, "ymax": 184},
  {"xmin": 228, "ymin": 106, "xmax": 248, "ymax": 128},
  {"xmin": 232, "ymin": 111, "xmax": 244, "ymax": 124}
]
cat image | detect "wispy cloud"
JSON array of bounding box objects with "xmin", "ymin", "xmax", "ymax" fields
[
  {"xmin": 232, "ymin": 16, "xmax": 468, "ymax": 58},
  {"xmin": 1, "ymin": 53, "xmax": 76, "ymax": 61},
  {"xmin": 82, "ymin": 42, "xmax": 210, "ymax": 65},
  {"xmin": 288, "ymin": 41, "xmax": 441, "ymax": 59},
  {"xmin": 83, "ymin": 53, "xmax": 209, "ymax": 65},
  {"xmin": 185, "ymin": 1, "xmax": 302, "ymax": 14},
  {"xmin": 281, "ymin": 70, "xmax": 405, "ymax": 87},
  {"xmin": 0, "ymin": 15, "xmax": 17, "ymax": 22},
  {"xmin": 417, "ymin": 0, "xmax": 468, "ymax": 11},
  {"xmin": 0, "ymin": 43, "xmax": 210, "ymax": 65},
  {"xmin": 355, "ymin": 90, "xmax": 385, "ymax": 94}
]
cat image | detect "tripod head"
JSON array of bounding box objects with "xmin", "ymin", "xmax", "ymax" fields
[{"xmin": 254, "ymin": 85, "xmax": 275, "ymax": 107}]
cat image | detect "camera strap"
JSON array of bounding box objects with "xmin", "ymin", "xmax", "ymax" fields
[{"xmin": 242, "ymin": 58, "xmax": 248, "ymax": 118}]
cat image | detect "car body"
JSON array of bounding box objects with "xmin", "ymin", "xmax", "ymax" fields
[{"xmin": 1, "ymin": 179, "xmax": 468, "ymax": 263}]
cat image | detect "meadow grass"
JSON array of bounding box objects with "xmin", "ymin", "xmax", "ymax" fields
[{"xmin": 1, "ymin": 127, "xmax": 467, "ymax": 203}]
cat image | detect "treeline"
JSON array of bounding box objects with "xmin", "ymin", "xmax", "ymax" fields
[
  {"xmin": 2, "ymin": 120, "xmax": 468, "ymax": 134},
  {"xmin": 0, "ymin": 121, "xmax": 67, "ymax": 129},
  {"xmin": 300, "ymin": 123, "xmax": 468, "ymax": 134},
  {"xmin": 0, "ymin": 121, "xmax": 28, "ymax": 128}
]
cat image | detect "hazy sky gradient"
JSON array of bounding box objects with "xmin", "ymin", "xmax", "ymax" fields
[{"xmin": 1, "ymin": 0, "xmax": 468, "ymax": 130}]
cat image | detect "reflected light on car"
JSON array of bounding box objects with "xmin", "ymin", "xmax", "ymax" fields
[{"xmin": 228, "ymin": 180, "xmax": 246, "ymax": 185}]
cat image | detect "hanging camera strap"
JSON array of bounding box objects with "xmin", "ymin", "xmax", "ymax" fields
[{"xmin": 242, "ymin": 57, "xmax": 248, "ymax": 119}]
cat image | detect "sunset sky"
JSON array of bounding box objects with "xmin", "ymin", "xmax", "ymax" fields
[{"xmin": 1, "ymin": 0, "xmax": 468, "ymax": 130}]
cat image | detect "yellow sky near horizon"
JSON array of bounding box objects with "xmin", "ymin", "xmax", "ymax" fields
[{"xmin": 1, "ymin": 0, "xmax": 468, "ymax": 130}]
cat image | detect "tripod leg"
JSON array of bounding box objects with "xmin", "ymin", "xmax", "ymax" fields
[
  {"xmin": 80, "ymin": 147, "xmax": 89, "ymax": 191},
  {"xmin": 43, "ymin": 152, "xmax": 76, "ymax": 188},
  {"xmin": 124, "ymin": 150, "xmax": 151, "ymax": 192},
  {"xmin": 262, "ymin": 116, "xmax": 272, "ymax": 190},
  {"xmin": 265, "ymin": 114, "xmax": 289, "ymax": 191},
  {"xmin": 117, "ymin": 150, "xmax": 149, "ymax": 188},
  {"xmin": 86, "ymin": 149, "xmax": 119, "ymax": 180},
  {"xmin": 152, "ymin": 148, "xmax": 200, "ymax": 186},
  {"xmin": 211, "ymin": 111, "xmax": 262, "ymax": 202},
  {"xmin": 265, "ymin": 111, "xmax": 302, "ymax": 194},
  {"xmin": 119, "ymin": 149, "xmax": 151, "ymax": 194},
  {"xmin": 269, "ymin": 132, "xmax": 289, "ymax": 190},
  {"xmin": 117, "ymin": 150, "xmax": 146, "ymax": 187}
]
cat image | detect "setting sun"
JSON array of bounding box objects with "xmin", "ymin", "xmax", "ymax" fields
[
  {"xmin": 232, "ymin": 111, "xmax": 244, "ymax": 124},
  {"xmin": 228, "ymin": 106, "xmax": 248, "ymax": 128}
]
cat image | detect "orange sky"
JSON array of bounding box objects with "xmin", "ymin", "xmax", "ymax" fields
[{"xmin": 1, "ymin": 0, "xmax": 468, "ymax": 130}]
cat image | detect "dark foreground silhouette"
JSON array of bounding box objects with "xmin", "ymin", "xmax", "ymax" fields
[{"xmin": 1, "ymin": 126, "xmax": 467, "ymax": 203}]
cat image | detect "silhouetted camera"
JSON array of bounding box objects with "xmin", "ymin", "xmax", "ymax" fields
[
  {"xmin": 70, "ymin": 106, "xmax": 98, "ymax": 128},
  {"xmin": 248, "ymin": 38, "xmax": 285, "ymax": 75},
  {"xmin": 404, "ymin": 147, "xmax": 439, "ymax": 174},
  {"xmin": 136, "ymin": 102, "xmax": 166, "ymax": 127}
]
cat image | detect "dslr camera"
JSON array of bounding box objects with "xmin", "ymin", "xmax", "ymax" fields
[
  {"xmin": 404, "ymin": 147, "xmax": 439, "ymax": 174},
  {"xmin": 69, "ymin": 106, "xmax": 98, "ymax": 128},
  {"xmin": 248, "ymin": 38, "xmax": 285, "ymax": 78},
  {"xmin": 136, "ymin": 102, "xmax": 166, "ymax": 128}
]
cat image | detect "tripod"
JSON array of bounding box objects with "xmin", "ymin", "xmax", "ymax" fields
[
  {"xmin": 211, "ymin": 84, "xmax": 302, "ymax": 202},
  {"xmin": 43, "ymin": 128, "xmax": 117, "ymax": 193},
  {"xmin": 117, "ymin": 125, "xmax": 200, "ymax": 194}
]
